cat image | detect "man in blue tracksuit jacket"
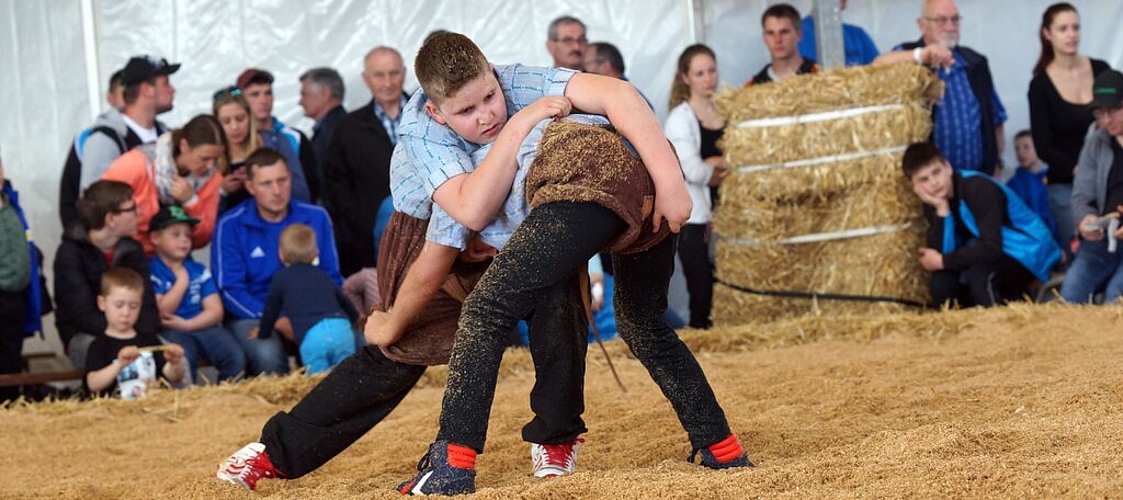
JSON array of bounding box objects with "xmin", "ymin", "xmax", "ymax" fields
[
  {"xmin": 902, "ymin": 142, "xmax": 1061, "ymax": 307},
  {"xmin": 212, "ymin": 148, "xmax": 342, "ymax": 376}
]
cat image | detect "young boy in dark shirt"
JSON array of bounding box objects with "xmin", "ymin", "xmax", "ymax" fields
[
  {"xmin": 252, "ymin": 223, "xmax": 358, "ymax": 374},
  {"xmin": 85, "ymin": 268, "xmax": 186, "ymax": 398}
]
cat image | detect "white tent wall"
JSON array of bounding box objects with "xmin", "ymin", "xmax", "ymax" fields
[{"xmin": 3, "ymin": 0, "xmax": 1123, "ymax": 354}]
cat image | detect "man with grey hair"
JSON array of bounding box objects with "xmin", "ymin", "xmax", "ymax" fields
[
  {"xmin": 299, "ymin": 67, "xmax": 346, "ymax": 205},
  {"xmin": 873, "ymin": 0, "xmax": 1007, "ymax": 174},
  {"xmin": 546, "ymin": 15, "xmax": 587, "ymax": 70},
  {"xmin": 324, "ymin": 47, "xmax": 409, "ymax": 276}
]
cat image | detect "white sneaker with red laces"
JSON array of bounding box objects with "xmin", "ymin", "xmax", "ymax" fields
[
  {"xmin": 216, "ymin": 442, "xmax": 284, "ymax": 491},
  {"xmin": 530, "ymin": 437, "xmax": 584, "ymax": 478}
]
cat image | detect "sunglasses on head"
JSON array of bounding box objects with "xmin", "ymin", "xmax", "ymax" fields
[{"xmin": 213, "ymin": 86, "xmax": 243, "ymax": 101}]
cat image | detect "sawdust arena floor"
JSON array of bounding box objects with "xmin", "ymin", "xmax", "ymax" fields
[{"xmin": 2, "ymin": 303, "xmax": 1121, "ymax": 499}]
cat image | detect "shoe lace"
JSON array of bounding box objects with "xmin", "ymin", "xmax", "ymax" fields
[
  {"xmin": 415, "ymin": 450, "xmax": 432, "ymax": 472},
  {"xmin": 542, "ymin": 442, "xmax": 577, "ymax": 468}
]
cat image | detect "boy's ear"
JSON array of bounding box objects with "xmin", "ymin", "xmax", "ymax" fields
[
  {"xmin": 97, "ymin": 294, "xmax": 107, "ymax": 313},
  {"xmin": 424, "ymin": 101, "xmax": 448, "ymax": 126}
]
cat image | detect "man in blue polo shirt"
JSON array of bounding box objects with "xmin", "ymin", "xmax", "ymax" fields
[{"xmin": 212, "ymin": 148, "xmax": 342, "ymax": 376}]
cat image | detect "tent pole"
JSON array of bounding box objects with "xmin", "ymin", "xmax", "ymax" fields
[{"xmin": 80, "ymin": 0, "xmax": 101, "ymax": 121}]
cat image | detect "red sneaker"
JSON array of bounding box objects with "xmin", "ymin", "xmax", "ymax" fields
[
  {"xmin": 216, "ymin": 442, "xmax": 285, "ymax": 490},
  {"xmin": 530, "ymin": 437, "xmax": 585, "ymax": 478}
]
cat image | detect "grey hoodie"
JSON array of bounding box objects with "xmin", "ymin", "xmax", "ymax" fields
[
  {"xmin": 77, "ymin": 107, "xmax": 167, "ymax": 191},
  {"xmin": 1072, "ymin": 127, "xmax": 1119, "ymax": 227}
]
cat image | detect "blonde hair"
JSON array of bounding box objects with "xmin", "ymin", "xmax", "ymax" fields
[
  {"xmin": 279, "ymin": 223, "xmax": 318, "ymax": 265},
  {"xmin": 668, "ymin": 44, "xmax": 717, "ymax": 109},
  {"xmin": 415, "ymin": 32, "xmax": 490, "ymax": 104},
  {"xmin": 212, "ymin": 90, "xmax": 261, "ymax": 170},
  {"xmin": 100, "ymin": 267, "xmax": 145, "ymax": 296}
]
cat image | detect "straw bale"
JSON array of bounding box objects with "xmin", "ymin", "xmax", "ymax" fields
[
  {"xmin": 720, "ymin": 103, "xmax": 932, "ymax": 166},
  {"xmin": 714, "ymin": 153, "xmax": 919, "ymax": 241},
  {"xmin": 712, "ymin": 227, "xmax": 930, "ymax": 325},
  {"xmin": 714, "ymin": 63, "xmax": 940, "ymax": 123}
]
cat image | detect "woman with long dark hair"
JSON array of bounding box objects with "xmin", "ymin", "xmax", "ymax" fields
[
  {"xmin": 664, "ymin": 44, "xmax": 726, "ymax": 329},
  {"xmin": 102, "ymin": 114, "xmax": 227, "ymax": 254},
  {"xmin": 1028, "ymin": 2, "xmax": 1111, "ymax": 255}
]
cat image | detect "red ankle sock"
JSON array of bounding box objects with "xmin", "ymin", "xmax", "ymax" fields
[
  {"xmin": 708, "ymin": 434, "xmax": 744, "ymax": 463},
  {"xmin": 447, "ymin": 443, "xmax": 477, "ymax": 469}
]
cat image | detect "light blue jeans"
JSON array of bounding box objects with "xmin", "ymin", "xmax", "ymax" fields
[
  {"xmin": 300, "ymin": 317, "xmax": 356, "ymax": 375},
  {"xmin": 1060, "ymin": 238, "xmax": 1123, "ymax": 304},
  {"xmin": 1047, "ymin": 183, "xmax": 1074, "ymax": 257}
]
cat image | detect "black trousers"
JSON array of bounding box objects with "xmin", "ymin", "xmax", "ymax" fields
[
  {"xmin": 0, "ymin": 290, "xmax": 27, "ymax": 403},
  {"xmin": 929, "ymin": 254, "xmax": 1036, "ymax": 308},
  {"xmin": 258, "ymin": 274, "xmax": 585, "ymax": 478},
  {"xmin": 678, "ymin": 223, "xmax": 714, "ymax": 328},
  {"xmin": 437, "ymin": 202, "xmax": 732, "ymax": 453}
]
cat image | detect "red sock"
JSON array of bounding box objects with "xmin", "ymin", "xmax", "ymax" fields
[
  {"xmin": 708, "ymin": 434, "xmax": 744, "ymax": 463},
  {"xmin": 446, "ymin": 443, "xmax": 477, "ymax": 469}
]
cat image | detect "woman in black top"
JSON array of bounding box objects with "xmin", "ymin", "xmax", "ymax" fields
[{"xmin": 1027, "ymin": 2, "xmax": 1111, "ymax": 254}]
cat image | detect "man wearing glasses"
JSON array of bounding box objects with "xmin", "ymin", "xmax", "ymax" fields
[
  {"xmin": 54, "ymin": 180, "xmax": 160, "ymax": 372},
  {"xmin": 1060, "ymin": 70, "xmax": 1123, "ymax": 303},
  {"xmin": 546, "ymin": 16, "xmax": 587, "ymax": 70},
  {"xmin": 875, "ymin": 0, "xmax": 1007, "ymax": 175}
]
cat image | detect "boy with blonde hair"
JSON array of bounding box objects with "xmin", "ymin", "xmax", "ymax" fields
[
  {"xmin": 85, "ymin": 267, "xmax": 186, "ymax": 398},
  {"xmin": 392, "ymin": 32, "xmax": 750, "ymax": 495},
  {"xmin": 252, "ymin": 223, "xmax": 358, "ymax": 375}
]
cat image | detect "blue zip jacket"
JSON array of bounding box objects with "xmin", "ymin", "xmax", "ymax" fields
[
  {"xmin": 3, "ymin": 181, "xmax": 45, "ymax": 335},
  {"xmin": 212, "ymin": 198, "xmax": 342, "ymax": 319},
  {"xmin": 938, "ymin": 171, "xmax": 1061, "ymax": 282}
]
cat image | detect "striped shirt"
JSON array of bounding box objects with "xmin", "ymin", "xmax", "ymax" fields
[{"xmin": 373, "ymin": 95, "xmax": 409, "ymax": 145}]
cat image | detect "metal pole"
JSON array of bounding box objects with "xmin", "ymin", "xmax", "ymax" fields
[
  {"xmin": 813, "ymin": 0, "xmax": 845, "ymax": 69},
  {"xmin": 80, "ymin": 0, "xmax": 101, "ymax": 120}
]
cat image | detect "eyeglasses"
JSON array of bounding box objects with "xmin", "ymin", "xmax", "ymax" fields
[
  {"xmin": 213, "ymin": 86, "xmax": 243, "ymax": 101},
  {"xmin": 922, "ymin": 15, "xmax": 962, "ymax": 26},
  {"xmin": 1093, "ymin": 105, "xmax": 1123, "ymax": 120},
  {"xmin": 112, "ymin": 204, "xmax": 138, "ymax": 214},
  {"xmin": 552, "ymin": 37, "xmax": 588, "ymax": 45}
]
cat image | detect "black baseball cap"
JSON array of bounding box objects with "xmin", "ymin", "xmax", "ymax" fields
[
  {"xmin": 1089, "ymin": 69, "xmax": 1123, "ymax": 110},
  {"xmin": 150, "ymin": 205, "xmax": 199, "ymax": 231},
  {"xmin": 121, "ymin": 55, "xmax": 181, "ymax": 87}
]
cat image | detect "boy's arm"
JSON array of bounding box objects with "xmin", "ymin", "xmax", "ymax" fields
[
  {"xmin": 365, "ymin": 242, "xmax": 459, "ymax": 348},
  {"xmin": 257, "ymin": 280, "xmax": 283, "ymax": 339},
  {"xmin": 180, "ymin": 294, "xmax": 224, "ymax": 331},
  {"xmin": 563, "ymin": 72, "xmax": 692, "ymax": 232},
  {"xmin": 154, "ymin": 266, "xmax": 189, "ymax": 318},
  {"xmin": 86, "ymin": 345, "xmax": 140, "ymax": 392},
  {"xmin": 943, "ymin": 180, "xmax": 1006, "ymax": 270},
  {"xmin": 160, "ymin": 343, "xmax": 186, "ymax": 384},
  {"xmin": 431, "ymin": 97, "xmax": 573, "ymax": 231}
]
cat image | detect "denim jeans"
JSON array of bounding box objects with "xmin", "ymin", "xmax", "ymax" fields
[
  {"xmin": 160, "ymin": 325, "xmax": 246, "ymax": 382},
  {"xmin": 299, "ymin": 317, "xmax": 356, "ymax": 375},
  {"xmin": 227, "ymin": 318, "xmax": 290, "ymax": 376},
  {"xmin": 1047, "ymin": 183, "xmax": 1074, "ymax": 258},
  {"xmin": 1060, "ymin": 238, "xmax": 1123, "ymax": 303}
]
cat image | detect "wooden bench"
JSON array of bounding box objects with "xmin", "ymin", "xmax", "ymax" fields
[{"xmin": 0, "ymin": 351, "xmax": 84, "ymax": 388}]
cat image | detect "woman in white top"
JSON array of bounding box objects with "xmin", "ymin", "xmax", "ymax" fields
[{"xmin": 664, "ymin": 44, "xmax": 726, "ymax": 329}]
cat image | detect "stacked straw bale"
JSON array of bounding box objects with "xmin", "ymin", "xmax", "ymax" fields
[{"xmin": 711, "ymin": 63, "xmax": 940, "ymax": 324}]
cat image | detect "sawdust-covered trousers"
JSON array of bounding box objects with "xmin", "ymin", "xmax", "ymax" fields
[
  {"xmin": 257, "ymin": 212, "xmax": 588, "ymax": 478},
  {"xmin": 436, "ymin": 201, "xmax": 733, "ymax": 453}
]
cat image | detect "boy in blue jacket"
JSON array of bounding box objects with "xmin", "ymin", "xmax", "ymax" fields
[{"xmin": 904, "ymin": 142, "xmax": 1061, "ymax": 307}]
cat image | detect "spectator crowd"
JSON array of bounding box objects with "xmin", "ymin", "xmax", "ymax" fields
[{"xmin": 1, "ymin": 0, "xmax": 1120, "ymax": 404}]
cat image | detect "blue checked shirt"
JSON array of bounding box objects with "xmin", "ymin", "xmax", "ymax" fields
[
  {"xmin": 374, "ymin": 95, "xmax": 409, "ymax": 145},
  {"xmin": 928, "ymin": 50, "xmax": 1007, "ymax": 171},
  {"xmin": 390, "ymin": 64, "xmax": 577, "ymax": 221},
  {"xmin": 425, "ymin": 114, "xmax": 610, "ymax": 250}
]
